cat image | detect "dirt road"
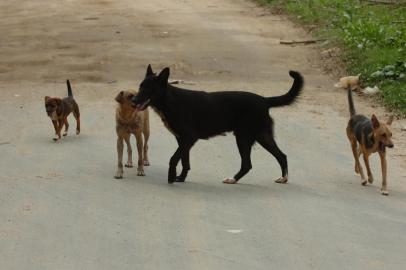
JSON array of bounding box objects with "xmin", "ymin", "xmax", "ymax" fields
[{"xmin": 1, "ymin": 0, "xmax": 406, "ymax": 269}]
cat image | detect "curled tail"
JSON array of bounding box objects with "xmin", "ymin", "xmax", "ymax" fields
[
  {"xmin": 67, "ymin": 79, "xmax": 73, "ymax": 97},
  {"xmin": 267, "ymin": 71, "xmax": 304, "ymax": 107},
  {"xmin": 347, "ymin": 87, "xmax": 356, "ymax": 116}
]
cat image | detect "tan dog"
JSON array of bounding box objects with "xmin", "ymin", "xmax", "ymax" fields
[
  {"xmin": 44, "ymin": 80, "xmax": 80, "ymax": 141},
  {"xmin": 346, "ymin": 88, "xmax": 394, "ymax": 195},
  {"xmin": 115, "ymin": 90, "xmax": 150, "ymax": 179}
]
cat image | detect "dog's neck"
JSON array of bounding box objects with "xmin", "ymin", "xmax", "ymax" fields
[{"xmin": 117, "ymin": 106, "xmax": 137, "ymax": 122}]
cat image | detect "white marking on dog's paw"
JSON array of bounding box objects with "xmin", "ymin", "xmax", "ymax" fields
[
  {"xmin": 143, "ymin": 160, "xmax": 150, "ymax": 166},
  {"xmin": 222, "ymin": 178, "xmax": 237, "ymax": 184},
  {"xmin": 381, "ymin": 190, "xmax": 389, "ymax": 196},
  {"xmin": 63, "ymin": 132, "xmax": 68, "ymax": 137},
  {"xmin": 275, "ymin": 175, "xmax": 288, "ymax": 184},
  {"xmin": 125, "ymin": 162, "xmax": 133, "ymax": 168},
  {"xmin": 53, "ymin": 135, "xmax": 60, "ymax": 141},
  {"xmin": 137, "ymin": 169, "xmax": 145, "ymax": 176}
]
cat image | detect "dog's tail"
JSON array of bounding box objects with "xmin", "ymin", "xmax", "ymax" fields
[
  {"xmin": 347, "ymin": 87, "xmax": 356, "ymax": 116},
  {"xmin": 267, "ymin": 71, "xmax": 304, "ymax": 108},
  {"xmin": 67, "ymin": 79, "xmax": 73, "ymax": 97}
]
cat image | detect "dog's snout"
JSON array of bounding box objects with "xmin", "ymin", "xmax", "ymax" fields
[
  {"xmin": 388, "ymin": 144, "xmax": 394, "ymax": 148},
  {"xmin": 132, "ymin": 95, "xmax": 138, "ymax": 103}
]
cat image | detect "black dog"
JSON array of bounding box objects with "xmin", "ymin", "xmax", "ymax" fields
[{"xmin": 133, "ymin": 65, "xmax": 304, "ymax": 184}]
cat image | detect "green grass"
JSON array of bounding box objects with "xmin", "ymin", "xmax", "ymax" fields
[{"xmin": 260, "ymin": 0, "xmax": 406, "ymax": 115}]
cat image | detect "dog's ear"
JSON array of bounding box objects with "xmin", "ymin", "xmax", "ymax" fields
[
  {"xmin": 157, "ymin": 67, "xmax": 170, "ymax": 85},
  {"xmin": 44, "ymin": 96, "xmax": 51, "ymax": 103},
  {"xmin": 371, "ymin": 114, "xmax": 380, "ymax": 129},
  {"xmin": 115, "ymin": 91, "xmax": 124, "ymax": 103},
  {"xmin": 386, "ymin": 115, "xmax": 394, "ymax": 126},
  {"xmin": 146, "ymin": 64, "xmax": 154, "ymax": 77}
]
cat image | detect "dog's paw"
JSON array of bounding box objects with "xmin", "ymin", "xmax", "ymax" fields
[
  {"xmin": 368, "ymin": 177, "xmax": 374, "ymax": 184},
  {"xmin": 143, "ymin": 160, "xmax": 150, "ymax": 166},
  {"xmin": 53, "ymin": 135, "xmax": 60, "ymax": 141},
  {"xmin": 361, "ymin": 180, "xmax": 368, "ymax": 186},
  {"xmin": 76, "ymin": 130, "xmax": 80, "ymax": 135},
  {"xmin": 137, "ymin": 168, "xmax": 145, "ymax": 176},
  {"xmin": 381, "ymin": 189, "xmax": 389, "ymax": 196},
  {"xmin": 63, "ymin": 132, "xmax": 68, "ymax": 137},
  {"xmin": 223, "ymin": 178, "xmax": 237, "ymax": 184},
  {"xmin": 114, "ymin": 172, "xmax": 123, "ymax": 179},
  {"xmin": 125, "ymin": 162, "xmax": 133, "ymax": 168},
  {"xmin": 275, "ymin": 175, "xmax": 288, "ymax": 184},
  {"xmin": 175, "ymin": 176, "xmax": 186, "ymax": 182}
]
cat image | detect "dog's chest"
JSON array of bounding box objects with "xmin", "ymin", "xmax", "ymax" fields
[
  {"xmin": 49, "ymin": 111, "xmax": 58, "ymax": 121},
  {"xmin": 151, "ymin": 106, "xmax": 178, "ymax": 136}
]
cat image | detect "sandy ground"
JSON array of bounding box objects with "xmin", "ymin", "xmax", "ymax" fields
[{"xmin": 0, "ymin": 0, "xmax": 406, "ymax": 269}]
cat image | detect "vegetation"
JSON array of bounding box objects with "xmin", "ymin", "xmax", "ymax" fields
[{"xmin": 260, "ymin": 0, "xmax": 406, "ymax": 115}]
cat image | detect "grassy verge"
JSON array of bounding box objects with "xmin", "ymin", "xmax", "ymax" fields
[{"xmin": 260, "ymin": 0, "xmax": 406, "ymax": 115}]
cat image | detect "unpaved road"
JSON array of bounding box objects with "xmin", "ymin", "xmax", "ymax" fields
[{"xmin": 1, "ymin": 0, "xmax": 406, "ymax": 269}]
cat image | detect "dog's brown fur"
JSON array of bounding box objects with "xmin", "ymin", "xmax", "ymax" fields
[
  {"xmin": 44, "ymin": 80, "xmax": 80, "ymax": 141},
  {"xmin": 346, "ymin": 88, "xmax": 394, "ymax": 195},
  {"xmin": 114, "ymin": 90, "xmax": 150, "ymax": 179}
]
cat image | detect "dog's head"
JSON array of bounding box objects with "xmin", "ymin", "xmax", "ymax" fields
[
  {"xmin": 371, "ymin": 114, "xmax": 394, "ymax": 150},
  {"xmin": 115, "ymin": 90, "xmax": 137, "ymax": 109},
  {"xmin": 44, "ymin": 96, "xmax": 62, "ymax": 119},
  {"xmin": 132, "ymin": 65, "xmax": 169, "ymax": 111}
]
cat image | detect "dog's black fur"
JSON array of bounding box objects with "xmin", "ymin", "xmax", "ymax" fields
[{"xmin": 132, "ymin": 65, "xmax": 304, "ymax": 184}]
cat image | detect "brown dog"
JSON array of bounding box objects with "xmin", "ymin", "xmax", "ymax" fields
[
  {"xmin": 346, "ymin": 88, "xmax": 394, "ymax": 195},
  {"xmin": 44, "ymin": 80, "xmax": 80, "ymax": 141},
  {"xmin": 115, "ymin": 90, "xmax": 150, "ymax": 179}
]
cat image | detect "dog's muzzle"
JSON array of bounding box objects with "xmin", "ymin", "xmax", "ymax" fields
[{"xmin": 133, "ymin": 99, "xmax": 150, "ymax": 111}]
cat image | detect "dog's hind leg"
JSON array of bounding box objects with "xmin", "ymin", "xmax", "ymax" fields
[
  {"xmin": 256, "ymin": 131, "xmax": 288, "ymax": 183},
  {"xmin": 223, "ymin": 134, "xmax": 254, "ymax": 184},
  {"xmin": 73, "ymin": 103, "xmax": 80, "ymax": 135},
  {"xmin": 115, "ymin": 137, "xmax": 125, "ymax": 179}
]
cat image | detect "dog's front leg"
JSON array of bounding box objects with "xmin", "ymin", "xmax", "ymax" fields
[
  {"xmin": 124, "ymin": 136, "xmax": 133, "ymax": 168},
  {"xmin": 115, "ymin": 137, "xmax": 124, "ymax": 179},
  {"xmin": 362, "ymin": 153, "xmax": 374, "ymax": 184},
  {"xmin": 176, "ymin": 140, "xmax": 196, "ymax": 182},
  {"xmin": 63, "ymin": 118, "xmax": 69, "ymax": 136},
  {"xmin": 52, "ymin": 120, "xmax": 59, "ymax": 141},
  {"xmin": 168, "ymin": 147, "xmax": 181, "ymax": 183},
  {"xmin": 53, "ymin": 119, "xmax": 64, "ymax": 141},
  {"xmin": 351, "ymin": 141, "xmax": 366, "ymax": 184},
  {"xmin": 135, "ymin": 132, "xmax": 145, "ymax": 176},
  {"xmin": 379, "ymin": 151, "xmax": 389, "ymax": 195}
]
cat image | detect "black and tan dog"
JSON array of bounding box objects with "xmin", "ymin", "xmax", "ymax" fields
[
  {"xmin": 44, "ymin": 80, "xmax": 80, "ymax": 141},
  {"xmin": 114, "ymin": 90, "xmax": 150, "ymax": 179},
  {"xmin": 132, "ymin": 65, "xmax": 303, "ymax": 184},
  {"xmin": 346, "ymin": 88, "xmax": 394, "ymax": 195}
]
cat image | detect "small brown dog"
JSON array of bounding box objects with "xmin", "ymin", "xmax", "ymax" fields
[
  {"xmin": 44, "ymin": 80, "xmax": 80, "ymax": 141},
  {"xmin": 346, "ymin": 88, "xmax": 394, "ymax": 195},
  {"xmin": 115, "ymin": 90, "xmax": 150, "ymax": 179}
]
